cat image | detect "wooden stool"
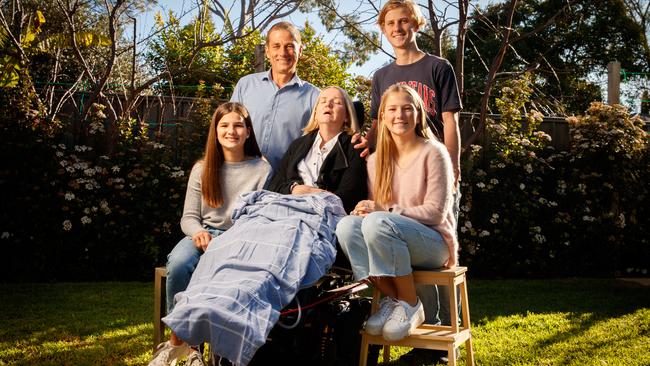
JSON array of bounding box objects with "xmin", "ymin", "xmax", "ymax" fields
[
  {"xmin": 153, "ymin": 266, "xmax": 167, "ymax": 350},
  {"xmin": 358, "ymin": 267, "xmax": 474, "ymax": 366}
]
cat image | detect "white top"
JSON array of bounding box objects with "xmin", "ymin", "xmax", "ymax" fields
[{"xmin": 297, "ymin": 132, "xmax": 342, "ymax": 187}]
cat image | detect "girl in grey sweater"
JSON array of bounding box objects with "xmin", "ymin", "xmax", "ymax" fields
[{"xmin": 150, "ymin": 102, "xmax": 271, "ymax": 366}]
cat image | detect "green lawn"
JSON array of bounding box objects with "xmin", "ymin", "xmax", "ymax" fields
[{"xmin": 1, "ymin": 279, "xmax": 648, "ymax": 366}]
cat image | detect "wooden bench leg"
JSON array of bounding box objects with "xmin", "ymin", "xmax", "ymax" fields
[
  {"xmin": 460, "ymin": 279, "xmax": 474, "ymax": 366},
  {"xmin": 153, "ymin": 267, "xmax": 167, "ymax": 350},
  {"xmin": 359, "ymin": 334, "xmax": 369, "ymax": 366}
]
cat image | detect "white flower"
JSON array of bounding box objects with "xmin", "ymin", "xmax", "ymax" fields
[
  {"xmin": 490, "ymin": 178, "xmax": 499, "ymax": 185},
  {"xmin": 497, "ymin": 163, "xmax": 506, "ymax": 168},
  {"xmin": 111, "ymin": 165, "xmax": 120, "ymax": 173},
  {"xmin": 524, "ymin": 164, "xmax": 533, "ymax": 174},
  {"xmin": 64, "ymin": 192, "xmax": 75, "ymax": 201},
  {"xmin": 63, "ymin": 220, "xmax": 72, "ymax": 231},
  {"xmin": 464, "ymin": 220, "xmax": 473, "ymax": 229},
  {"xmin": 84, "ymin": 168, "xmax": 95, "ymax": 176},
  {"xmin": 582, "ymin": 215, "xmax": 596, "ymax": 222},
  {"xmin": 476, "ymin": 169, "xmax": 487, "ymax": 177},
  {"xmin": 476, "ymin": 182, "xmax": 486, "ymax": 189},
  {"xmin": 66, "ymin": 166, "xmax": 75, "ymax": 173},
  {"xmin": 1, "ymin": 232, "xmax": 9, "ymax": 239},
  {"xmin": 55, "ymin": 151, "xmax": 64, "ymax": 157},
  {"xmin": 460, "ymin": 226, "xmax": 467, "ymax": 233},
  {"xmin": 531, "ymin": 226, "xmax": 542, "ymax": 233},
  {"xmin": 81, "ymin": 216, "xmax": 92, "ymax": 225},
  {"xmin": 58, "ymin": 144, "xmax": 66, "ymax": 149},
  {"xmin": 152, "ymin": 143, "xmax": 165, "ymax": 149},
  {"xmin": 478, "ymin": 230, "xmax": 490, "ymax": 237},
  {"xmin": 533, "ymin": 234, "xmax": 546, "ymax": 244},
  {"xmin": 170, "ymin": 170, "xmax": 184, "ymax": 178},
  {"xmin": 519, "ymin": 183, "xmax": 526, "ymax": 190}
]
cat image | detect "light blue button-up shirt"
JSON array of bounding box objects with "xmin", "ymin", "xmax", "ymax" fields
[{"xmin": 230, "ymin": 70, "xmax": 320, "ymax": 171}]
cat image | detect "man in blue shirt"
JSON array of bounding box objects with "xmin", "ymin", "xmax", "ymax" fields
[{"xmin": 230, "ymin": 22, "xmax": 320, "ymax": 171}]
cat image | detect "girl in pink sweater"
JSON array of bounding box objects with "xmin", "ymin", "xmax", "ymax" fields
[{"xmin": 336, "ymin": 84, "xmax": 457, "ymax": 342}]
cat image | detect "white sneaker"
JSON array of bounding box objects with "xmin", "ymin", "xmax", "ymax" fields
[
  {"xmin": 186, "ymin": 350, "xmax": 207, "ymax": 366},
  {"xmin": 148, "ymin": 341, "xmax": 190, "ymax": 366},
  {"xmin": 382, "ymin": 298, "xmax": 425, "ymax": 341},
  {"xmin": 365, "ymin": 297, "xmax": 398, "ymax": 335}
]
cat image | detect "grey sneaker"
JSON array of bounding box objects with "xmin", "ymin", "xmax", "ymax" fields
[
  {"xmin": 186, "ymin": 350, "xmax": 207, "ymax": 366},
  {"xmin": 382, "ymin": 298, "xmax": 425, "ymax": 341},
  {"xmin": 148, "ymin": 341, "xmax": 190, "ymax": 366},
  {"xmin": 365, "ymin": 297, "xmax": 398, "ymax": 335}
]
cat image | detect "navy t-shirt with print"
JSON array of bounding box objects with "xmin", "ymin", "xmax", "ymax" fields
[{"xmin": 370, "ymin": 54, "xmax": 462, "ymax": 140}]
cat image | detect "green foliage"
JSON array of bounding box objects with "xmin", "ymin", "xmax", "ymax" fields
[
  {"xmin": 146, "ymin": 11, "xmax": 226, "ymax": 97},
  {"xmin": 0, "ymin": 9, "xmax": 45, "ymax": 88},
  {"xmin": 460, "ymin": 75, "xmax": 649, "ymax": 277},
  {"xmin": 459, "ymin": 0, "xmax": 650, "ymax": 114},
  {"xmin": 562, "ymin": 102, "xmax": 649, "ymax": 275},
  {"xmin": 297, "ymin": 22, "xmax": 357, "ymax": 97},
  {"xmin": 299, "ymin": 0, "xmax": 380, "ymax": 66}
]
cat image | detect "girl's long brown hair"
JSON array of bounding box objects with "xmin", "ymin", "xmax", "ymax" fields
[
  {"xmin": 374, "ymin": 84, "xmax": 432, "ymax": 206},
  {"xmin": 201, "ymin": 102, "xmax": 262, "ymax": 207}
]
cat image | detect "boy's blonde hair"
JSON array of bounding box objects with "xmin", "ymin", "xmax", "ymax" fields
[{"xmin": 377, "ymin": 0, "xmax": 426, "ymax": 29}]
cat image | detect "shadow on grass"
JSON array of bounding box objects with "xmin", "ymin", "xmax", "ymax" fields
[
  {"xmin": 0, "ymin": 282, "xmax": 154, "ymax": 366},
  {"xmin": 467, "ymin": 278, "xmax": 650, "ymax": 366},
  {"xmin": 1, "ymin": 279, "xmax": 648, "ymax": 366}
]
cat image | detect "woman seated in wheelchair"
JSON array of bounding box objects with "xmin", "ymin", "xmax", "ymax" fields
[
  {"xmin": 267, "ymin": 85, "xmax": 367, "ymax": 214},
  {"xmin": 157, "ymin": 86, "xmax": 367, "ymax": 366},
  {"xmin": 336, "ymin": 84, "xmax": 458, "ymax": 342}
]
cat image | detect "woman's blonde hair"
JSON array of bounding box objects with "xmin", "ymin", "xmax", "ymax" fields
[
  {"xmin": 303, "ymin": 86, "xmax": 360, "ymax": 135},
  {"xmin": 377, "ymin": 0, "xmax": 427, "ymax": 29},
  {"xmin": 201, "ymin": 102, "xmax": 262, "ymax": 208},
  {"xmin": 374, "ymin": 84, "xmax": 432, "ymax": 205}
]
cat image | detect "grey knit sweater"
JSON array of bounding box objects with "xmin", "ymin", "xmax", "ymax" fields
[{"xmin": 180, "ymin": 158, "xmax": 272, "ymax": 236}]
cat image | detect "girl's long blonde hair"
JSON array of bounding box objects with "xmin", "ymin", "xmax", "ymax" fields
[
  {"xmin": 201, "ymin": 102, "xmax": 262, "ymax": 207},
  {"xmin": 374, "ymin": 84, "xmax": 432, "ymax": 205}
]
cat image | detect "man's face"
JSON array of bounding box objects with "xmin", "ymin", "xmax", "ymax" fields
[
  {"xmin": 382, "ymin": 7, "xmax": 419, "ymax": 49},
  {"xmin": 265, "ymin": 29, "xmax": 302, "ymax": 76}
]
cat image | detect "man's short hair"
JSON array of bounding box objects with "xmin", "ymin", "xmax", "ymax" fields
[
  {"xmin": 377, "ymin": 0, "xmax": 427, "ymax": 29},
  {"xmin": 266, "ymin": 21, "xmax": 302, "ymax": 46}
]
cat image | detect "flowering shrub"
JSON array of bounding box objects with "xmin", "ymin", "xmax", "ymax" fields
[
  {"xmin": 460, "ymin": 75, "xmax": 649, "ymax": 277},
  {"xmin": 561, "ymin": 103, "xmax": 649, "ymax": 276},
  {"xmin": 0, "ymin": 101, "xmax": 212, "ymax": 281}
]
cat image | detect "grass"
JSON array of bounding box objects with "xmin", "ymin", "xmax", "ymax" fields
[{"xmin": 1, "ymin": 279, "xmax": 648, "ymax": 366}]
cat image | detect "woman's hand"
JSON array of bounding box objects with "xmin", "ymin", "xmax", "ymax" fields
[
  {"xmin": 192, "ymin": 231, "xmax": 212, "ymax": 251},
  {"xmin": 291, "ymin": 184, "xmax": 325, "ymax": 195},
  {"xmin": 351, "ymin": 200, "xmax": 384, "ymax": 217}
]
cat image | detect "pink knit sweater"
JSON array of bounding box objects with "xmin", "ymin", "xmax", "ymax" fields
[{"xmin": 367, "ymin": 140, "xmax": 458, "ymax": 260}]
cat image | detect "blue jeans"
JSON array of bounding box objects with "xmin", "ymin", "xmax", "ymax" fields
[
  {"xmin": 421, "ymin": 189, "xmax": 462, "ymax": 325},
  {"xmin": 166, "ymin": 228, "xmax": 223, "ymax": 314},
  {"xmin": 335, "ymin": 212, "xmax": 449, "ymax": 281}
]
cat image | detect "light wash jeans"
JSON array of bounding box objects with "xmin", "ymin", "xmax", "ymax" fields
[
  {"xmin": 165, "ymin": 227, "xmax": 224, "ymax": 314},
  {"xmin": 335, "ymin": 211, "xmax": 449, "ymax": 282},
  {"xmin": 420, "ymin": 189, "xmax": 462, "ymax": 325}
]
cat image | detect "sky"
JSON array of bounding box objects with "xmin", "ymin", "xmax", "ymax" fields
[{"xmin": 137, "ymin": 0, "xmax": 498, "ymax": 79}]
